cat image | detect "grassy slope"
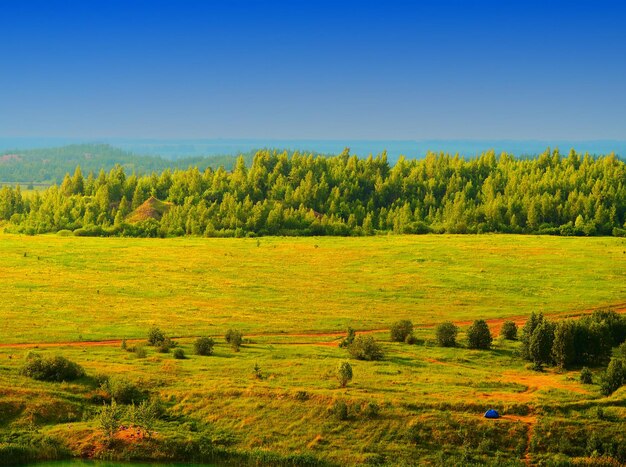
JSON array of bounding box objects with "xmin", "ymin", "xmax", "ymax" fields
[
  {"xmin": 0, "ymin": 234, "xmax": 625, "ymax": 344},
  {"xmin": 0, "ymin": 234, "xmax": 625, "ymax": 465}
]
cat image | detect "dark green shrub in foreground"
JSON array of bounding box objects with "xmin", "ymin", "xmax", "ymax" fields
[
  {"xmin": 600, "ymin": 358, "xmax": 625, "ymax": 396},
  {"xmin": 338, "ymin": 327, "xmax": 356, "ymax": 348},
  {"xmin": 436, "ymin": 322, "xmax": 458, "ymax": 347},
  {"xmin": 467, "ymin": 320, "xmax": 492, "ymax": 350},
  {"xmin": 225, "ymin": 329, "xmax": 243, "ymax": 352},
  {"xmin": 21, "ymin": 353, "xmax": 85, "ymax": 382},
  {"xmin": 580, "ymin": 367, "xmax": 593, "ymax": 384},
  {"xmin": 331, "ymin": 400, "xmax": 349, "ymax": 421},
  {"xmin": 500, "ymin": 321, "xmax": 518, "ymax": 340},
  {"xmin": 336, "ymin": 361, "xmax": 353, "ymax": 388},
  {"xmin": 147, "ymin": 326, "xmax": 166, "ymax": 346},
  {"xmin": 173, "ymin": 348, "xmax": 186, "ymax": 359},
  {"xmin": 157, "ymin": 337, "xmax": 176, "ymax": 353},
  {"xmin": 194, "ymin": 337, "xmax": 215, "ymax": 356},
  {"xmin": 390, "ymin": 320, "xmax": 413, "ymax": 342},
  {"xmin": 101, "ymin": 376, "xmax": 144, "ymax": 404},
  {"xmin": 347, "ymin": 335, "xmax": 384, "ymax": 361}
]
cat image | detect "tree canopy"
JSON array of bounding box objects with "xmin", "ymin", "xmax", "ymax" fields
[{"xmin": 1, "ymin": 147, "xmax": 625, "ymax": 238}]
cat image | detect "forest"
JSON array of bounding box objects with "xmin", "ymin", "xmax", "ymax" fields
[{"xmin": 0, "ymin": 147, "xmax": 625, "ymax": 238}]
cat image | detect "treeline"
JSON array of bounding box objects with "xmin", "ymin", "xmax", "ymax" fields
[
  {"xmin": 0, "ymin": 143, "xmax": 255, "ymax": 184},
  {"xmin": 1, "ymin": 147, "xmax": 626, "ymax": 237}
]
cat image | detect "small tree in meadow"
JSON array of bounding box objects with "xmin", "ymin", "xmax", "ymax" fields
[
  {"xmin": 529, "ymin": 321, "xmax": 555, "ymax": 370},
  {"xmin": 194, "ymin": 337, "xmax": 215, "ymax": 356},
  {"xmin": 467, "ymin": 320, "xmax": 492, "ymax": 350},
  {"xmin": 435, "ymin": 322, "xmax": 458, "ymax": 347},
  {"xmin": 500, "ymin": 321, "xmax": 518, "ymax": 340},
  {"xmin": 347, "ymin": 335, "xmax": 384, "ymax": 361},
  {"xmin": 337, "ymin": 361, "xmax": 353, "ymax": 388},
  {"xmin": 147, "ymin": 326, "xmax": 166, "ymax": 346},
  {"xmin": 580, "ymin": 367, "xmax": 593, "ymax": 384},
  {"xmin": 99, "ymin": 400, "xmax": 123, "ymax": 445},
  {"xmin": 338, "ymin": 327, "xmax": 356, "ymax": 348},
  {"xmin": 390, "ymin": 320, "xmax": 413, "ymax": 342},
  {"xmin": 225, "ymin": 329, "xmax": 243, "ymax": 352}
]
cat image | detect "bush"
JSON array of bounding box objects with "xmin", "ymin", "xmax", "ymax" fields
[
  {"xmin": 363, "ymin": 401, "xmax": 380, "ymax": 418},
  {"xmin": 347, "ymin": 335, "xmax": 384, "ymax": 361},
  {"xmin": 500, "ymin": 321, "xmax": 518, "ymax": 340},
  {"xmin": 404, "ymin": 333, "xmax": 418, "ymax": 345},
  {"xmin": 225, "ymin": 329, "xmax": 243, "ymax": 352},
  {"xmin": 99, "ymin": 400, "xmax": 123, "ymax": 445},
  {"xmin": 21, "ymin": 353, "xmax": 85, "ymax": 382},
  {"xmin": 580, "ymin": 367, "xmax": 593, "ymax": 384},
  {"xmin": 194, "ymin": 337, "xmax": 215, "ymax": 356},
  {"xmin": 435, "ymin": 322, "xmax": 458, "ymax": 347},
  {"xmin": 337, "ymin": 361, "xmax": 353, "ymax": 388},
  {"xmin": 338, "ymin": 327, "xmax": 356, "ymax": 348},
  {"xmin": 101, "ymin": 376, "xmax": 144, "ymax": 404},
  {"xmin": 157, "ymin": 337, "xmax": 176, "ymax": 353},
  {"xmin": 134, "ymin": 345, "xmax": 147, "ymax": 358},
  {"xmin": 390, "ymin": 320, "xmax": 413, "ymax": 342},
  {"xmin": 466, "ymin": 320, "xmax": 492, "ymax": 350},
  {"xmin": 173, "ymin": 348, "xmax": 186, "ymax": 359},
  {"xmin": 599, "ymin": 358, "xmax": 625, "ymax": 396},
  {"xmin": 331, "ymin": 400, "xmax": 349, "ymax": 421},
  {"xmin": 147, "ymin": 326, "xmax": 166, "ymax": 346}
]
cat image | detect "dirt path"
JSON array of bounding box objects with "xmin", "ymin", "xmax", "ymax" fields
[{"xmin": 0, "ymin": 301, "xmax": 624, "ymax": 349}]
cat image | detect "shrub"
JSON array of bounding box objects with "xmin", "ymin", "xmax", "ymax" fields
[
  {"xmin": 363, "ymin": 401, "xmax": 380, "ymax": 418},
  {"xmin": 147, "ymin": 326, "xmax": 166, "ymax": 346},
  {"xmin": 253, "ymin": 363, "xmax": 263, "ymax": 379},
  {"xmin": 347, "ymin": 335, "xmax": 384, "ymax": 361},
  {"xmin": 404, "ymin": 333, "xmax": 418, "ymax": 345},
  {"xmin": 618, "ymin": 341, "xmax": 626, "ymax": 360},
  {"xmin": 599, "ymin": 358, "xmax": 625, "ymax": 396},
  {"xmin": 331, "ymin": 400, "xmax": 349, "ymax": 421},
  {"xmin": 21, "ymin": 354, "xmax": 85, "ymax": 382},
  {"xmin": 157, "ymin": 337, "xmax": 176, "ymax": 353},
  {"xmin": 435, "ymin": 322, "xmax": 458, "ymax": 347},
  {"xmin": 580, "ymin": 367, "xmax": 593, "ymax": 384},
  {"xmin": 101, "ymin": 376, "xmax": 144, "ymax": 404},
  {"xmin": 194, "ymin": 337, "xmax": 215, "ymax": 356},
  {"xmin": 500, "ymin": 321, "xmax": 518, "ymax": 340},
  {"xmin": 390, "ymin": 320, "xmax": 413, "ymax": 342},
  {"xmin": 120, "ymin": 339, "xmax": 127, "ymax": 350},
  {"xmin": 173, "ymin": 348, "xmax": 186, "ymax": 359},
  {"xmin": 467, "ymin": 320, "xmax": 493, "ymax": 350},
  {"xmin": 337, "ymin": 361, "xmax": 353, "ymax": 388},
  {"xmin": 99, "ymin": 400, "xmax": 123, "ymax": 445},
  {"xmin": 338, "ymin": 327, "xmax": 356, "ymax": 348},
  {"xmin": 225, "ymin": 329, "xmax": 243, "ymax": 352},
  {"xmin": 134, "ymin": 345, "xmax": 147, "ymax": 358}
]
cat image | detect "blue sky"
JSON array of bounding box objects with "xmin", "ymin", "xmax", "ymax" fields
[{"xmin": 1, "ymin": 0, "xmax": 625, "ymax": 140}]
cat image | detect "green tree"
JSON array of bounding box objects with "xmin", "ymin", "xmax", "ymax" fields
[
  {"xmin": 347, "ymin": 335, "xmax": 384, "ymax": 361},
  {"xmin": 467, "ymin": 320, "xmax": 492, "ymax": 350},
  {"xmin": 435, "ymin": 322, "xmax": 458, "ymax": 347},
  {"xmin": 500, "ymin": 321, "xmax": 518, "ymax": 340},
  {"xmin": 599, "ymin": 358, "xmax": 625, "ymax": 396},
  {"xmin": 390, "ymin": 320, "xmax": 413, "ymax": 342},
  {"xmin": 529, "ymin": 321, "xmax": 555, "ymax": 370},
  {"xmin": 337, "ymin": 361, "xmax": 353, "ymax": 388},
  {"xmin": 552, "ymin": 320, "xmax": 575, "ymax": 369}
]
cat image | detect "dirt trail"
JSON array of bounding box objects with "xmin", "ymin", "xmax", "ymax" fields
[{"xmin": 0, "ymin": 302, "xmax": 624, "ymax": 349}]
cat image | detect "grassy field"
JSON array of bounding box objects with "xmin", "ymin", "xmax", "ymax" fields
[
  {"xmin": 0, "ymin": 234, "xmax": 625, "ymax": 465},
  {"xmin": 1, "ymin": 234, "xmax": 625, "ymax": 344}
]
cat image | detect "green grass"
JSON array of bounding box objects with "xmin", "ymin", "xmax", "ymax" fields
[
  {"xmin": 0, "ymin": 234, "xmax": 625, "ymax": 344},
  {"xmin": 0, "ymin": 233, "xmax": 625, "ymax": 465}
]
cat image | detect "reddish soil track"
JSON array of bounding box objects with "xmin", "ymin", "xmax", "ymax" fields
[{"xmin": 0, "ymin": 302, "xmax": 624, "ymax": 349}]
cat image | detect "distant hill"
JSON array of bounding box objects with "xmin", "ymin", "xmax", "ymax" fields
[{"xmin": 0, "ymin": 143, "xmax": 255, "ymax": 184}]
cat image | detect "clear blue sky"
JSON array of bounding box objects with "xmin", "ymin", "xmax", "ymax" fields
[{"xmin": 1, "ymin": 0, "xmax": 625, "ymax": 140}]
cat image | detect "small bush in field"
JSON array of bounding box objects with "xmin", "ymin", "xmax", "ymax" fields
[
  {"xmin": 147, "ymin": 326, "xmax": 166, "ymax": 346},
  {"xmin": 331, "ymin": 400, "xmax": 349, "ymax": 421},
  {"xmin": 580, "ymin": 367, "xmax": 593, "ymax": 384},
  {"xmin": 500, "ymin": 321, "xmax": 518, "ymax": 340},
  {"xmin": 363, "ymin": 401, "xmax": 380, "ymax": 418},
  {"xmin": 157, "ymin": 337, "xmax": 176, "ymax": 353},
  {"xmin": 435, "ymin": 322, "xmax": 458, "ymax": 347},
  {"xmin": 347, "ymin": 335, "xmax": 384, "ymax": 361},
  {"xmin": 194, "ymin": 337, "xmax": 215, "ymax": 356},
  {"xmin": 467, "ymin": 320, "xmax": 493, "ymax": 350},
  {"xmin": 225, "ymin": 329, "xmax": 243, "ymax": 352},
  {"xmin": 21, "ymin": 353, "xmax": 85, "ymax": 382},
  {"xmin": 338, "ymin": 327, "xmax": 356, "ymax": 348},
  {"xmin": 390, "ymin": 320, "xmax": 413, "ymax": 342},
  {"xmin": 173, "ymin": 348, "xmax": 186, "ymax": 359},
  {"xmin": 101, "ymin": 376, "xmax": 144, "ymax": 404},
  {"xmin": 337, "ymin": 361, "xmax": 353, "ymax": 388},
  {"xmin": 134, "ymin": 346, "xmax": 147, "ymax": 358}
]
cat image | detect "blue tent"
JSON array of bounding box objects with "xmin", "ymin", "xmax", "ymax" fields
[{"xmin": 484, "ymin": 409, "xmax": 500, "ymax": 419}]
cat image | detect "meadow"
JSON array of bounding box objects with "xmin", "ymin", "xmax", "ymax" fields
[{"xmin": 0, "ymin": 234, "xmax": 625, "ymax": 465}]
